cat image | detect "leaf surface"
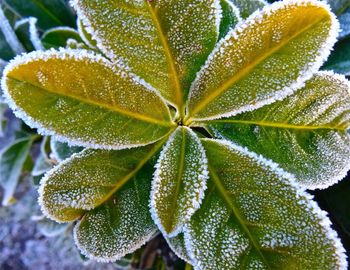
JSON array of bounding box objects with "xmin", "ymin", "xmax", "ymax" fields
[
  {"xmin": 229, "ymin": 0, "xmax": 267, "ymax": 18},
  {"xmin": 2, "ymin": 49, "xmax": 174, "ymax": 150},
  {"xmin": 41, "ymin": 27, "xmax": 82, "ymax": 49},
  {"xmin": 206, "ymin": 72, "xmax": 350, "ymax": 189},
  {"xmin": 323, "ymin": 36, "xmax": 350, "ymax": 75},
  {"xmin": 165, "ymin": 234, "xmax": 193, "ymax": 264},
  {"xmin": 72, "ymin": 0, "xmax": 220, "ymax": 109},
  {"xmin": 0, "ymin": 137, "xmax": 32, "ymax": 205},
  {"xmin": 151, "ymin": 126, "xmax": 208, "ymax": 236},
  {"xmin": 39, "ymin": 142, "xmax": 164, "ymax": 261},
  {"xmin": 186, "ymin": 0, "xmax": 339, "ymax": 122},
  {"xmin": 219, "ymin": 0, "xmax": 241, "ymax": 40},
  {"xmin": 14, "ymin": 17, "xmax": 43, "ymax": 51},
  {"xmin": 50, "ymin": 139, "xmax": 84, "ymax": 162},
  {"xmin": 185, "ymin": 139, "xmax": 347, "ymax": 269},
  {"xmin": 3, "ymin": 0, "xmax": 76, "ymax": 30}
]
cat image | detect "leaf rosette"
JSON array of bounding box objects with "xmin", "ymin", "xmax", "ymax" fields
[{"xmin": 2, "ymin": 0, "xmax": 350, "ymax": 269}]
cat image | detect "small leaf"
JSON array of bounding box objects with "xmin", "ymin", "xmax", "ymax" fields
[
  {"xmin": 3, "ymin": 0, "xmax": 76, "ymax": 30},
  {"xmin": 50, "ymin": 139, "xmax": 84, "ymax": 162},
  {"xmin": 151, "ymin": 126, "xmax": 208, "ymax": 236},
  {"xmin": 14, "ymin": 17, "xmax": 43, "ymax": 51},
  {"xmin": 185, "ymin": 139, "xmax": 347, "ymax": 269},
  {"xmin": 323, "ymin": 36, "xmax": 350, "ymax": 75},
  {"xmin": 36, "ymin": 216, "xmax": 69, "ymax": 237},
  {"xmin": 39, "ymin": 141, "xmax": 166, "ymax": 261},
  {"xmin": 41, "ymin": 27, "xmax": 83, "ymax": 49},
  {"xmin": 77, "ymin": 19, "xmax": 97, "ymax": 49},
  {"xmin": 72, "ymin": 0, "xmax": 221, "ymax": 109},
  {"xmin": 32, "ymin": 151, "xmax": 52, "ymax": 177},
  {"xmin": 229, "ymin": 0, "xmax": 267, "ymax": 18},
  {"xmin": 0, "ymin": 102, "xmax": 8, "ymax": 136},
  {"xmin": 328, "ymin": 0, "xmax": 350, "ymax": 38},
  {"xmin": 205, "ymin": 72, "xmax": 350, "ymax": 189},
  {"xmin": 186, "ymin": 0, "xmax": 339, "ymax": 122},
  {"xmin": 219, "ymin": 0, "xmax": 241, "ymax": 40},
  {"xmin": 0, "ymin": 137, "xmax": 32, "ymax": 205},
  {"xmin": 165, "ymin": 234, "xmax": 193, "ymax": 264},
  {"xmin": 0, "ymin": 6, "xmax": 24, "ymax": 60},
  {"xmin": 2, "ymin": 49, "xmax": 174, "ymax": 150}
]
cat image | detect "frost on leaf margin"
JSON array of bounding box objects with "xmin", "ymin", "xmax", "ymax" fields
[
  {"xmin": 228, "ymin": 0, "xmax": 267, "ymax": 18},
  {"xmin": 70, "ymin": 0, "xmax": 221, "ymax": 107},
  {"xmin": 187, "ymin": 0, "xmax": 339, "ymax": 122},
  {"xmin": 184, "ymin": 139, "xmax": 347, "ymax": 270},
  {"xmin": 165, "ymin": 233, "xmax": 193, "ymax": 264},
  {"xmin": 150, "ymin": 126, "xmax": 208, "ymax": 237},
  {"xmin": 206, "ymin": 72, "xmax": 350, "ymax": 189},
  {"xmin": 2, "ymin": 48, "xmax": 174, "ymax": 150},
  {"xmin": 218, "ymin": 0, "xmax": 241, "ymax": 40}
]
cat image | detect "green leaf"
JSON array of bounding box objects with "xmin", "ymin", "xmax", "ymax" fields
[
  {"xmin": 328, "ymin": 0, "xmax": 350, "ymax": 38},
  {"xmin": 50, "ymin": 139, "xmax": 84, "ymax": 162},
  {"xmin": 228, "ymin": 0, "xmax": 267, "ymax": 18},
  {"xmin": 39, "ymin": 141, "xmax": 166, "ymax": 261},
  {"xmin": 14, "ymin": 17, "xmax": 43, "ymax": 51},
  {"xmin": 205, "ymin": 72, "xmax": 350, "ymax": 189},
  {"xmin": 3, "ymin": 49, "xmax": 174, "ymax": 150},
  {"xmin": 0, "ymin": 6, "xmax": 24, "ymax": 60},
  {"xmin": 77, "ymin": 19, "xmax": 97, "ymax": 49},
  {"xmin": 3, "ymin": 0, "xmax": 76, "ymax": 30},
  {"xmin": 186, "ymin": 1, "xmax": 339, "ymax": 122},
  {"xmin": 165, "ymin": 234, "xmax": 192, "ymax": 264},
  {"xmin": 323, "ymin": 36, "xmax": 350, "ymax": 75},
  {"xmin": 150, "ymin": 126, "xmax": 208, "ymax": 236},
  {"xmin": 185, "ymin": 139, "xmax": 346, "ymax": 269},
  {"xmin": 0, "ymin": 137, "xmax": 32, "ymax": 205},
  {"xmin": 0, "ymin": 102, "xmax": 7, "ymax": 136},
  {"xmin": 35, "ymin": 216, "xmax": 69, "ymax": 237},
  {"xmin": 72, "ymin": 0, "xmax": 220, "ymax": 110},
  {"xmin": 41, "ymin": 27, "xmax": 83, "ymax": 50},
  {"xmin": 32, "ymin": 151, "xmax": 52, "ymax": 177},
  {"xmin": 219, "ymin": 0, "xmax": 241, "ymax": 40}
]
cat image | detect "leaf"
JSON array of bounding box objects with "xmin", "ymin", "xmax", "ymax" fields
[
  {"xmin": 72, "ymin": 0, "xmax": 221, "ymax": 110},
  {"xmin": 0, "ymin": 6, "xmax": 24, "ymax": 60},
  {"xmin": 323, "ymin": 36, "xmax": 350, "ymax": 75},
  {"xmin": 219, "ymin": 0, "xmax": 241, "ymax": 40},
  {"xmin": 41, "ymin": 27, "xmax": 83, "ymax": 50},
  {"xmin": 186, "ymin": 0, "xmax": 339, "ymax": 122},
  {"xmin": 3, "ymin": 0, "xmax": 76, "ymax": 30},
  {"xmin": 0, "ymin": 137, "xmax": 32, "ymax": 206},
  {"xmin": 327, "ymin": 0, "xmax": 350, "ymax": 38},
  {"xmin": 0, "ymin": 102, "xmax": 7, "ymax": 136},
  {"xmin": 150, "ymin": 126, "xmax": 208, "ymax": 236},
  {"xmin": 165, "ymin": 234, "xmax": 193, "ymax": 264},
  {"xmin": 39, "ymin": 141, "xmax": 166, "ymax": 261},
  {"xmin": 185, "ymin": 139, "xmax": 347, "ymax": 269},
  {"xmin": 14, "ymin": 17, "xmax": 43, "ymax": 51},
  {"xmin": 228, "ymin": 0, "xmax": 267, "ymax": 18},
  {"xmin": 50, "ymin": 139, "xmax": 84, "ymax": 162},
  {"xmin": 36, "ymin": 216, "xmax": 69, "ymax": 237},
  {"xmin": 205, "ymin": 72, "xmax": 350, "ymax": 189},
  {"xmin": 32, "ymin": 151, "xmax": 52, "ymax": 177},
  {"xmin": 2, "ymin": 49, "xmax": 174, "ymax": 150},
  {"xmin": 77, "ymin": 19, "xmax": 97, "ymax": 49}
]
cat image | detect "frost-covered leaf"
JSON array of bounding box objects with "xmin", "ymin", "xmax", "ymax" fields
[
  {"xmin": 2, "ymin": 49, "xmax": 174, "ymax": 150},
  {"xmin": 323, "ymin": 36, "xmax": 350, "ymax": 75},
  {"xmin": 41, "ymin": 27, "xmax": 83, "ymax": 50},
  {"xmin": 0, "ymin": 102, "xmax": 7, "ymax": 136},
  {"xmin": 165, "ymin": 234, "xmax": 192, "ymax": 264},
  {"xmin": 32, "ymin": 151, "xmax": 53, "ymax": 177},
  {"xmin": 229, "ymin": 0, "xmax": 267, "ymax": 18},
  {"xmin": 0, "ymin": 137, "xmax": 32, "ymax": 205},
  {"xmin": 39, "ymin": 141, "xmax": 164, "ymax": 261},
  {"xmin": 151, "ymin": 126, "xmax": 208, "ymax": 236},
  {"xmin": 14, "ymin": 17, "xmax": 43, "ymax": 51},
  {"xmin": 185, "ymin": 139, "xmax": 347, "ymax": 270},
  {"xmin": 77, "ymin": 19, "xmax": 97, "ymax": 49},
  {"xmin": 36, "ymin": 216, "xmax": 69, "ymax": 237},
  {"xmin": 72, "ymin": 0, "xmax": 220, "ymax": 109},
  {"xmin": 0, "ymin": 6, "xmax": 24, "ymax": 60},
  {"xmin": 50, "ymin": 139, "xmax": 84, "ymax": 162},
  {"xmin": 328, "ymin": 0, "xmax": 350, "ymax": 38},
  {"xmin": 219, "ymin": 0, "xmax": 241, "ymax": 40},
  {"xmin": 186, "ymin": 0, "xmax": 339, "ymax": 122},
  {"xmin": 205, "ymin": 72, "xmax": 350, "ymax": 189},
  {"xmin": 3, "ymin": 0, "xmax": 76, "ymax": 30}
]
